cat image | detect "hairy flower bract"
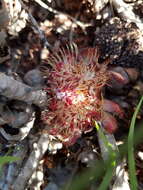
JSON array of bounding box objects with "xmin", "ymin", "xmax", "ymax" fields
[{"xmin": 42, "ymin": 44, "xmax": 110, "ymax": 146}]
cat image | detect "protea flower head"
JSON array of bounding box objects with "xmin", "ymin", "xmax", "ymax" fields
[{"xmin": 42, "ymin": 44, "xmax": 124, "ymax": 146}]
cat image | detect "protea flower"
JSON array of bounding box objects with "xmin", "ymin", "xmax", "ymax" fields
[{"xmin": 42, "ymin": 44, "xmax": 124, "ymax": 146}]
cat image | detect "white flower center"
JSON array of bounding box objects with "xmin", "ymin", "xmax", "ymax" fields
[{"xmin": 56, "ymin": 90, "xmax": 86, "ymax": 104}]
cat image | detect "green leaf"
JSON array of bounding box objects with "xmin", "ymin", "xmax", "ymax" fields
[{"xmin": 128, "ymin": 96, "xmax": 143, "ymax": 190}]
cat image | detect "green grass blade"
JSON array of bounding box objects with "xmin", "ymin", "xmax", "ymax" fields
[
  {"xmin": 0, "ymin": 156, "xmax": 20, "ymax": 174},
  {"xmin": 95, "ymin": 121, "xmax": 117, "ymax": 190},
  {"xmin": 0, "ymin": 156, "xmax": 20, "ymax": 165},
  {"xmin": 128, "ymin": 96, "xmax": 143, "ymax": 190},
  {"xmin": 97, "ymin": 164, "xmax": 114, "ymax": 190},
  {"xmin": 95, "ymin": 121, "xmax": 117, "ymax": 164}
]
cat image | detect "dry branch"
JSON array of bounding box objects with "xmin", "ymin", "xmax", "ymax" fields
[
  {"xmin": 112, "ymin": 0, "xmax": 143, "ymax": 31},
  {"xmin": 33, "ymin": 0, "xmax": 91, "ymax": 33},
  {"xmin": 11, "ymin": 133, "xmax": 62, "ymax": 190},
  {"xmin": 19, "ymin": 0, "xmax": 52, "ymax": 48},
  {"xmin": 0, "ymin": 113, "xmax": 35, "ymax": 141},
  {"xmin": 94, "ymin": 0, "xmax": 109, "ymax": 13},
  {"xmin": 0, "ymin": 72, "xmax": 47, "ymax": 107}
]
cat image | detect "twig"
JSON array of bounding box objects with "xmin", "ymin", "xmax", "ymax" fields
[
  {"xmin": 112, "ymin": 0, "xmax": 143, "ymax": 31},
  {"xmin": 27, "ymin": 160, "xmax": 44, "ymax": 190},
  {"xmin": 11, "ymin": 133, "xmax": 62, "ymax": 190},
  {"xmin": 8, "ymin": 0, "xmax": 14, "ymax": 20},
  {"xmin": 93, "ymin": 0, "xmax": 109, "ymax": 13},
  {"xmin": 18, "ymin": 0, "xmax": 52, "ymax": 48},
  {"xmin": 33, "ymin": 0, "xmax": 91, "ymax": 33}
]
